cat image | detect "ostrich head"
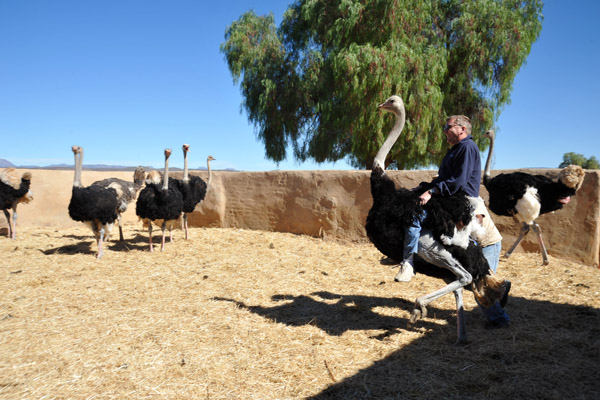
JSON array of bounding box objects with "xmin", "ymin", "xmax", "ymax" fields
[
  {"xmin": 207, "ymin": 155, "xmax": 215, "ymax": 163},
  {"xmin": 378, "ymin": 95, "xmax": 404, "ymax": 114},
  {"xmin": 133, "ymin": 166, "xmax": 146, "ymax": 184},
  {"xmin": 183, "ymin": 144, "xmax": 190, "ymax": 153},
  {"xmin": 373, "ymin": 95, "xmax": 406, "ymax": 170},
  {"xmin": 559, "ymin": 165, "xmax": 585, "ymax": 191},
  {"xmin": 483, "ymin": 130, "xmax": 495, "ymax": 141}
]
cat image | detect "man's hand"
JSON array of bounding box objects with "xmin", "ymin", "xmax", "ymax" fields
[{"xmin": 419, "ymin": 190, "xmax": 432, "ymax": 205}]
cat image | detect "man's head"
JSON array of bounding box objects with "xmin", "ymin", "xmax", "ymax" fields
[{"xmin": 444, "ymin": 115, "xmax": 471, "ymax": 146}]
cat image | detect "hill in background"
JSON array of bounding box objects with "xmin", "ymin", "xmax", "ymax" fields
[{"xmin": 0, "ymin": 158, "xmax": 238, "ymax": 172}]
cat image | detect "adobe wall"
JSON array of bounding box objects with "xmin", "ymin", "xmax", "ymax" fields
[{"xmin": 4, "ymin": 168, "xmax": 599, "ymax": 266}]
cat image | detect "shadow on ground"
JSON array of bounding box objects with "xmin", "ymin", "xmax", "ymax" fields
[{"xmin": 215, "ymin": 292, "xmax": 600, "ymax": 399}]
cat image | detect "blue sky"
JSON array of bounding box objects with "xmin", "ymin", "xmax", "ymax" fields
[{"xmin": 0, "ymin": 1, "xmax": 598, "ymax": 171}]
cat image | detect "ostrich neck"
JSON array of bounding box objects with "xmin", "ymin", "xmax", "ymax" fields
[
  {"xmin": 207, "ymin": 160, "xmax": 212, "ymax": 189},
  {"xmin": 483, "ymin": 135, "xmax": 495, "ymax": 178},
  {"xmin": 183, "ymin": 150, "xmax": 189, "ymax": 182},
  {"xmin": 73, "ymin": 151, "xmax": 82, "ymax": 188},
  {"xmin": 373, "ymin": 111, "xmax": 405, "ymax": 170},
  {"xmin": 163, "ymin": 157, "xmax": 170, "ymax": 191}
]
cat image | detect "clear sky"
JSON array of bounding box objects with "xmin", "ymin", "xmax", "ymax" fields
[{"xmin": 1, "ymin": 1, "xmax": 598, "ymax": 171}]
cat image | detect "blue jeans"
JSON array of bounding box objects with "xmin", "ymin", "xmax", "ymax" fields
[
  {"xmin": 403, "ymin": 210, "xmax": 427, "ymax": 260},
  {"xmin": 482, "ymin": 241, "xmax": 502, "ymax": 273},
  {"xmin": 477, "ymin": 241, "xmax": 510, "ymax": 323}
]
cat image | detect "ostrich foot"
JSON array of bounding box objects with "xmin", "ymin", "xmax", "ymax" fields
[
  {"xmin": 409, "ymin": 303, "xmax": 428, "ymax": 324},
  {"xmin": 542, "ymin": 258, "xmax": 549, "ymax": 266},
  {"xmin": 454, "ymin": 336, "xmax": 469, "ymax": 346}
]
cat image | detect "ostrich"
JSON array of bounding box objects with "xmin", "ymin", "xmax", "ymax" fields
[
  {"xmin": 68, "ymin": 146, "xmax": 118, "ymax": 259},
  {"xmin": 483, "ymin": 130, "xmax": 585, "ymax": 265},
  {"xmin": 179, "ymin": 144, "xmax": 215, "ymax": 239},
  {"xmin": 365, "ymin": 95, "xmax": 507, "ymax": 344},
  {"xmin": 91, "ymin": 166, "xmax": 146, "ymax": 241},
  {"xmin": 0, "ymin": 168, "xmax": 33, "ymax": 239},
  {"xmin": 136, "ymin": 148, "xmax": 183, "ymax": 252}
]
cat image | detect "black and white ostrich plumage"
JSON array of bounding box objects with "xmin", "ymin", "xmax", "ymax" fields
[
  {"xmin": 482, "ymin": 130, "xmax": 585, "ymax": 264},
  {"xmin": 0, "ymin": 168, "xmax": 33, "ymax": 239},
  {"xmin": 68, "ymin": 146, "xmax": 118, "ymax": 259},
  {"xmin": 177, "ymin": 144, "xmax": 215, "ymax": 239},
  {"xmin": 136, "ymin": 148, "xmax": 183, "ymax": 252},
  {"xmin": 365, "ymin": 95, "xmax": 506, "ymax": 344},
  {"xmin": 92, "ymin": 166, "xmax": 146, "ymax": 241}
]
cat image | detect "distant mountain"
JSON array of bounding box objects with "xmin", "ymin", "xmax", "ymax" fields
[
  {"xmin": 0, "ymin": 159, "xmax": 16, "ymax": 168},
  {"xmin": 0, "ymin": 159, "xmax": 239, "ymax": 172}
]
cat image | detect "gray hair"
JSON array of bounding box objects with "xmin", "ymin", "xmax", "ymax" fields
[{"xmin": 448, "ymin": 115, "xmax": 472, "ymax": 135}]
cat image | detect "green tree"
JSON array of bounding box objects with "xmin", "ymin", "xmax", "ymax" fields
[
  {"xmin": 221, "ymin": 0, "xmax": 543, "ymax": 169},
  {"xmin": 585, "ymin": 156, "xmax": 600, "ymax": 169},
  {"xmin": 560, "ymin": 152, "xmax": 600, "ymax": 169}
]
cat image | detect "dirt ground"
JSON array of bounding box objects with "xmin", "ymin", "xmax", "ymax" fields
[{"xmin": 1, "ymin": 224, "xmax": 599, "ymax": 399}]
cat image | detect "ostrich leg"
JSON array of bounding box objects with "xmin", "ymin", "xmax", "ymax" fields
[
  {"xmin": 4, "ymin": 209, "xmax": 14, "ymax": 239},
  {"xmin": 504, "ymin": 222, "xmax": 531, "ymax": 259},
  {"xmin": 453, "ymin": 288, "xmax": 467, "ymax": 344},
  {"xmin": 161, "ymin": 221, "xmax": 167, "ymax": 251},
  {"xmin": 118, "ymin": 215, "xmax": 124, "ymax": 241},
  {"xmin": 411, "ymin": 233, "xmax": 473, "ymax": 345},
  {"xmin": 148, "ymin": 221, "xmax": 154, "ymax": 252},
  {"xmin": 97, "ymin": 226, "xmax": 105, "ymax": 259},
  {"xmin": 531, "ymin": 222, "xmax": 550, "ymax": 265},
  {"xmin": 183, "ymin": 214, "xmax": 189, "ymax": 240}
]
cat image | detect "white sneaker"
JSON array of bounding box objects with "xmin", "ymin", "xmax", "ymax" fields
[{"xmin": 394, "ymin": 260, "xmax": 415, "ymax": 282}]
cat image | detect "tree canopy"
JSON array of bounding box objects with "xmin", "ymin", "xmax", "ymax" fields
[
  {"xmin": 221, "ymin": 0, "xmax": 543, "ymax": 169},
  {"xmin": 560, "ymin": 152, "xmax": 600, "ymax": 170}
]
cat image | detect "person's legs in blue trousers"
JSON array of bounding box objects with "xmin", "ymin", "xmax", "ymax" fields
[
  {"xmin": 478, "ymin": 241, "xmax": 511, "ymax": 328},
  {"xmin": 395, "ymin": 210, "xmax": 427, "ymax": 282}
]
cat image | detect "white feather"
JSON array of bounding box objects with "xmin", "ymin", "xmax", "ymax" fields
[{"xmin": 515, "ymin": 187, "xmax": 541, "ymax": 224}]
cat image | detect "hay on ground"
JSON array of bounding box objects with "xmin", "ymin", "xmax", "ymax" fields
[{"xmin": 0, "ymin": 225, "xmax": 598, "ymax": 399}]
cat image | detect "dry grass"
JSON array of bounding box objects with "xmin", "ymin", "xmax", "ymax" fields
[{"xmin": 1, "ymin": 225, "xmax": 599, "ymax": 399}]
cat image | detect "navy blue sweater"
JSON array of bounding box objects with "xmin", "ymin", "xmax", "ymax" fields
[{"xmin": 430, "ymin": 135, "xmax": 481, "ymax": 197}]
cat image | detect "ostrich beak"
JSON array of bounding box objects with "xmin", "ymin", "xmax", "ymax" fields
[{"xmin": 378, "ymin": 101, "xmax": 391, "ymax": 110}]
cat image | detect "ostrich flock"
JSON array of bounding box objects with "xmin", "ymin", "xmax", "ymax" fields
[
  {"xmin": 66, "ymin": 144, "xmax": 215, "ymax": 258},
  {"xmin": 0, "ymin": 94, "xmax": 587, "ymax": 343}
]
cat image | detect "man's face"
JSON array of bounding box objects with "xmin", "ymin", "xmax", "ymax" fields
[{"xmin": 443, "ymin": 118, "xmax": 464, "ymax": 146}]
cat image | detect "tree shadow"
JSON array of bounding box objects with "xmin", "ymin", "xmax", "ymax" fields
[
  {"xmin": 305, "ymin": 297, "xmax": 600, "ymax": 399},
  {"xmin": 214, "ymin": 290, "xmax": 599, "ymax": 398}
]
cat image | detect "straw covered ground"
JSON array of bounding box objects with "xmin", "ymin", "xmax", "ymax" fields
[{"xmin": 1, "ymin": 224, "xmax": 599, "ymax": 399}]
